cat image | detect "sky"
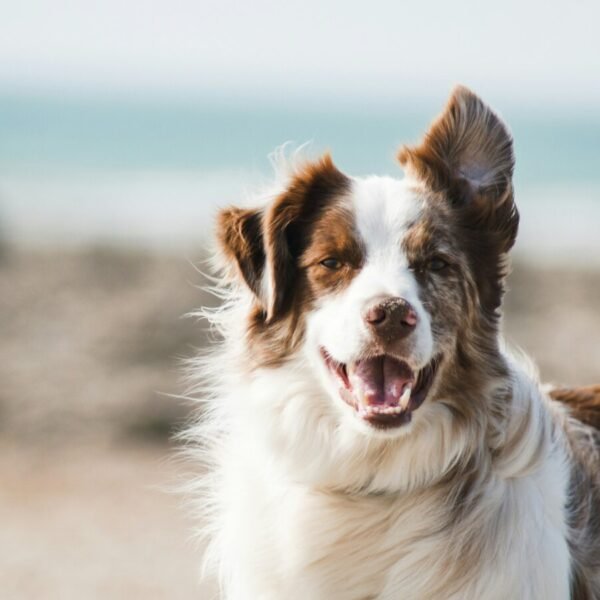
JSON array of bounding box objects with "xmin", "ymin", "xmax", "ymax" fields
[
  {"xmin": 0, "ymin": 0, "xmax": 599, "ymax": 258},
  {"xmin": 1, "ymin": 0, "xmax": 599, "ymax": 109}
]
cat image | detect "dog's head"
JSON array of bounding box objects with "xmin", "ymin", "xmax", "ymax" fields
[{"xmin": 216, "ymin": 87, "xmax": 517, "ymax": 449}]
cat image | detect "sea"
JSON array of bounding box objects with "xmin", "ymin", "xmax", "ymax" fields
[{"xmin": 0, "ymin": 92, "xmax": 599, "ymax": 264}]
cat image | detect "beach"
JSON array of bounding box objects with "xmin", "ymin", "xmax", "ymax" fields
[
  {"xmin": 1, "ymin": 0, "xmax": 599, "ymax": 594},
  {"xmin": 0, "ymin": 244, "xmax": 599, "ymax": 598}
]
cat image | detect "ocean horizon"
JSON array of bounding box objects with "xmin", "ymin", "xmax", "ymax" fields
[{"xmin": 1, "ymin": 93, "xmax": 599, "ymax": 264}]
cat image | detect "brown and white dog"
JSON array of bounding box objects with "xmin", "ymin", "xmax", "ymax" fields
[{"xmin": 187, "ymin": 86, "xmax": 600, "ymax": 599}]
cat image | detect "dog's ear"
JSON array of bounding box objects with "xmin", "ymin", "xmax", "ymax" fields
[
  {"xmin": 398, "ymin": 85, "xmax": 518, "ymax": 252},
  {"xmin": 216, "ymin": 206, "xmax": 266, "ymax": 302},
  {"xmin": 217, "ymin": 154, "xmax": 349, "ymax": 323}
]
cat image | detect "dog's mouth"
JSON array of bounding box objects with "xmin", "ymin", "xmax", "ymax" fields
[{"xmin": 320, "ymin": 349, "xmax": 441, "ymax": 430}]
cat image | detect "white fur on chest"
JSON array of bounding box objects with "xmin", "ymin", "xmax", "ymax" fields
[
  {"xmin": 214, "ymin": 429, "xmax": 570, "ymax": 600},
  {"xmin": 199, "ymin": 337, "xmax": 572, "ymax": 599}
]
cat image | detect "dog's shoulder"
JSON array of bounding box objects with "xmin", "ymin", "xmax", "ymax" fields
[
  {"xmin": 549, "ymin": 384, "xmax": 600, "ymax": 431},
  {"xmin": 549, "ymin": 385, "xmax": 600, "ymax": 599}
]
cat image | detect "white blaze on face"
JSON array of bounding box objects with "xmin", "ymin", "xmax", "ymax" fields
[{"xmin": 305, "ymin": 175, "xmax": 434, "ymax": 369}]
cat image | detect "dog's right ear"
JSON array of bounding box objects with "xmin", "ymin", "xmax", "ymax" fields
[
  {"xmin": 216, "ymin": 206, "xmax": 266, "ymax": 304},
  {"xmin": 217, "ymin": 154, "xmax": 349, "ymax": 323}
]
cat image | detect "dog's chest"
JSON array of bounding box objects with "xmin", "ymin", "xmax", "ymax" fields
[
  {"xmin": 222, "ymin": 459, "xmax": 572, "ymax": 600},
  {"xmin": 232, "ymin": 480, "xmax": 450, "ymax": 600}
]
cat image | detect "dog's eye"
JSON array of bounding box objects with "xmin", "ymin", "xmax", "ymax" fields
[
  {"xmin": 427, "ymin": 257, "xmax": 448, "ymax": 272},
  {"xmin": 320, "ymin": 258, "xmax": 343, "ymax": 270}
]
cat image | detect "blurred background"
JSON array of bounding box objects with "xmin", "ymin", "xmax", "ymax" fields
[{"xmin": 1, "ymin": 1, "xmax": 599, "ymax": 598}]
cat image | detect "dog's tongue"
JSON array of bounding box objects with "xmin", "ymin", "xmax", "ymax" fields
[{"xmin": 348, "ymin": 356, "xmax": 414, "ymax": 407}]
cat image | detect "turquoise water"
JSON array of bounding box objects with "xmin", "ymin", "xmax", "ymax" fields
[
  {"xmin": 1, "ymin": 93, "xmax": 599, "ymax": 185},
  {"xmin": 0, "ymin": 93, "xmax": 598, "ymax": 260}
]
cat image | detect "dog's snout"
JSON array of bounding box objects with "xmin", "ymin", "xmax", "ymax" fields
[
  {"xmin": 364, "ymin": 304, "xmax": 387, "ymax": 325},
  {"xmin": 363, "ymin": 297, "xmax": 418, "ymax": 339}
]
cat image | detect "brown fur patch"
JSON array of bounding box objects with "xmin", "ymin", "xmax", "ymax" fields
[
  {"xmin": 216, "ymin": 155, "xmax": 350, "ymax": 315},
  {"xmin": 564, "ymin": 427, "xmax": 600, "ymax": 599},
  {"xmin": 299, "ymin": 203, "xmax": 364, "ymax": 295},
  {"xmin": 216, "ymin": 154, "xmax": 360, "ymax": 367},
  {"xmin": 262, "ymin": 154, "xmax": 352, "ymax": 321},
  {"xmin": 398, "ymin": 85, "xmax": 514, "ymax": 206},
  {"xmin": 550, "ymin": 385, "xmax": 600, "ymax": 430},
  {"xmin": 399, "ymin": 87, "xmax": 519, "ymax": 318},
  {"xmin": 216, "ymin": 207, "xmax": 265, "ymax": 299},
  {"xmin": 550, "ymin": 385, "xmax": 600, "ymax": 598},
  {"xmin": 402, "ymin": 203, "xmax": 478, "ymax": 355}
]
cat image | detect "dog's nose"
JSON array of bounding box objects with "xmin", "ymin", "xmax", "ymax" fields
[{"xmin": 363, "ymin": 297, "xmax": 418, "ymax": 339}]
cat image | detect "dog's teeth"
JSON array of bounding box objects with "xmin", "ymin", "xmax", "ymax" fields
[
  {"xmin": 399, "ymin": 386, "xmax": 412, "ymax": 410},
  {"xmin": 359, "ymin": 398, "xmax": 411, "ymax": 418}
]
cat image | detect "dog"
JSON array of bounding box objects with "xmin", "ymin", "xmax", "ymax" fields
[{"xmin": 187, "ymin": 86, "xmax": 600, "ymax": 599}]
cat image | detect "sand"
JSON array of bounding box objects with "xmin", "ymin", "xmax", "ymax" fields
[{"xmin": 0, "ymin": 245, "xmax": 598, "ymax": 598}]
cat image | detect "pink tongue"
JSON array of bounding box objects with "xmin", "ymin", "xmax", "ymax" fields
[{"xmin": 348, "ymin": 356, "xmax": 413, "ymax": 407}]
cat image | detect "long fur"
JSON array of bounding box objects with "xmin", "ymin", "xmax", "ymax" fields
[
  {"xmin": 182, "ymin": 89, "xmax": 600, "ymax": 599},
  {"xmin": 184, "ymin": 297, "xmax": 571, "ymax": 599}
]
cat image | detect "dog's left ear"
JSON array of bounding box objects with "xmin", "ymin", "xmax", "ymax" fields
[{"xmin": 398, "ymin": 85, "xmax": 518, "ymax": 253}]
